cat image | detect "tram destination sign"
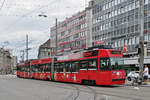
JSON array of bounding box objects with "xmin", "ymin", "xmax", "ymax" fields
[{"xmin": 83, "ymin": 50, "xmax": 98, "ymax": 57}]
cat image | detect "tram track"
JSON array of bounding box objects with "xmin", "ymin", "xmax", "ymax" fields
[
  {"xmin": 87, "ymin": 86, "xmax": 97, "ymax": 100},
  {"xmin": 17, "ymin": 78, "xmax": 149, "ymax": 100},
  {"xmin": 70, "ymin": 84, "xmax": 80, "ymax": 100}
]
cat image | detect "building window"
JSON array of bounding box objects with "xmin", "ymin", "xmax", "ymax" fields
[
  {"xmin": 135, "ymin": 36, "xmax": 139, "ymax": 44},
  {"xmin": 144, "ymin": 0, "xmax": 148, "ymax": 4},
  {"xmin": 148, "ymin": 34, "xmax": 150, "ymax": 40},
  {"xmin": 129, "ymin": 38, "xmax": 132, "ymax": 45},
  {"xmin": 135, "ymin": 1, "xmax": 140, "ymax": 8},
  {"xmin": 111, "ymin": 0, "xmax": 115, "ymax": 6},
  {"xmin": 121, "ymin": 39, "xmax": 124, "ymax": 46},
  {"xmin": 125, "ymin": 39, "xmax": 128, "ymax": 45},
  {"xmin": 115, "ymin": 41, "xmax": 117, "ymax": 47},
  {"xmin": 144, "ymin": 22, "xmax": 148, "ymax": 29},
  {"xmin": 148, "ymin": 22, "xmax": 150, "ymax": 29},
  {"xmin": 135, "ymin": 25, "xmax": 139, "ymax": 31},
  {"xmin": 115, "ymin": 0, "xmax": 118, "ymax": 5},
  {"xmin": 131, "ymin": 26, "xmax": 134, "ymax": 33},
  {"xmin": 118, "ymin": 40, "xmax": 121, "ymax": 47},
  {"xmin": 144, "ymin": 35, "xmax": 148, "ymax": 41},
  {"xmin": 132, "ymin": 37, "xmax": 135, "ymax": 45}
]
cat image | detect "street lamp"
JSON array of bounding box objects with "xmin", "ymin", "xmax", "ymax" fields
[
  {"xmin": 38, "ymin": 14, "xmax": 58, "ymax": 80},
  {"xmin": 38, "ymin": 14, "xmax": 47, "ymax": 18}
]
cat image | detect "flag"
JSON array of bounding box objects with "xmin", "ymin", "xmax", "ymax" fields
[{"xmin": 123, "ymin": 44, "xmax": 128, "ymax": 54}]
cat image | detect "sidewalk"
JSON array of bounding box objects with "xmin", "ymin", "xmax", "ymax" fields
[
  {"xmin": 125, "ymin": 79, "xmax": 150, "ymax": 87},
  {"xmin": 0, "ymin": 74, "xmax": 17, "ymax": 78},
  {"xmin": 141, "ymin": 82, "xmax": 150, "ymax": 87}
]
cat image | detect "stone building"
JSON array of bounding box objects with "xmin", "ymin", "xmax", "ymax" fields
[
  {"xmin": 0, "ymin": 48, "xmax": 17, "ymax": 74},
  {"xmin": 38, "ymin": 39, "xmax": 52, "ymax": 59}
]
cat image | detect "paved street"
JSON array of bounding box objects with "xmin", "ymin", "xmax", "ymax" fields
[{"xmin": 0, "ymin": 75, "xmax": 150, "ymax": 100}]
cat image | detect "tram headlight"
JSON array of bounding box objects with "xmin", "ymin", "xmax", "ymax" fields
[{"xmin": 116, "ymin": 72, "xmax": 120, "ymax": 75}]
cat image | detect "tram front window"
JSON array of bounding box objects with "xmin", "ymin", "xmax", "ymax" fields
[{"xmin": 100, "ymin": 57, "xmax": 124, "ymax": 71}]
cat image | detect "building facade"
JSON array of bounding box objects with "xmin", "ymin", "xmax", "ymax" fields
[
  {"xmin": 50, "ymin": 8, "xmax": 92, "ymax": 56},
  {"xmin": 11, "ymin": 56, "xmax": 17, "ymax": 74},
  {"xmin": 90, "ymin": 0, "xmax": 150, "ymax": 66},
  {"xmin": 38, "ymin": 39, "xmax": 51, "ymax": 59},
  {"xmin": 0, "ymin": 48, "xmax": 17, "ymax": 74}
]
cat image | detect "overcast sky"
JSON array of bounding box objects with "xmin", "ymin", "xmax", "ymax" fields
[{"xmin": 0, "ymin": 0, "xmax": 90, "ymax": 61}]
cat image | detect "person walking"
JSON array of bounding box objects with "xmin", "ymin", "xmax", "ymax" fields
[{"xmin": 143, "ymin": 65, "xmax": 149, "ymax": 82}]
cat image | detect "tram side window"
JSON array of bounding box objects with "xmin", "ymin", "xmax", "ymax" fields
[
  {"xmin": 38, "ymin": 65, "xmax": 44, "ymax": 72},
  {"xmin": 88, "ymin": 59, "xmax": 97, "ymax": 69},
  {"xmin": 72, "ymin": 62, "xmax": 79, "ymax": 72},
  {"xmin": 17, "ymin": 66, "xmax": 20, "ymax": 71},
  {"xmin": 54, "ymin": 63, "xmax": 60, "ymax": 73},
  {"xmin": 80, "ymin": 60, "xmax": 88, "ymax": 69},
  {"xmin": 21, "ymin": 67, "xmax": 25, "ymax": 72},
  {"xmin": 42, "ymin": 64, "xmax": 50, "ymax": 72},
  {"xmin": 33, "ymin": 65, "xmax": 39, "ymax": 72},
  {"xmin": 35, "ymin": 66, "xmax": 39, "ymax": 72},
  {"xmin": 59, "ymin": 63, "xmax": 64, "ymax": 72},
  {"xmin": 54, "ymin": 63, "xmax": 58, "ymax": 72},
  {"xmin": 39, "ymin": 65, "xmax": 42, "ymax": 72},
  {"xmin": 65, "ymin": 62, "xmax": 72, "ymax": 73},
  {"xmin": 31, "ymin": 65, "xmax": 36, "ymax": 72},
  {"xmin": 45, "ymin": 64, "xmax": 51, "ymax": 72},
  {"xmin": 25, "ymin": 67, "xmax": 29, "ymax": 72},
  {"xmin": 27, "ymin": 67, "xmax": 29, "ymax": 72}
]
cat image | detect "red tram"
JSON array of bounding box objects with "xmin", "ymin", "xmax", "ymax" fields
[{"xmin": 17, "ymin": 46, "xmax": 126, "ymax": 85}]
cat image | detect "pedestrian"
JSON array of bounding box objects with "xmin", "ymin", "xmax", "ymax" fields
[{"xmin": 143, "ymin": 65, "xmax": 149, "ymax": 82}]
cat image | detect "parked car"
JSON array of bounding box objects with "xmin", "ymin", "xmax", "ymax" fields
[
  {"xmin": 127, "ymin": 71, "xmax": 139, "ymax": 81},
  {"xmin": 127, "ymin": 71, "xmax": 150, "ymax": 81}
]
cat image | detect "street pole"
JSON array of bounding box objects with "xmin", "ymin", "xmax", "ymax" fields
[
  {"xmin": 139, "ymin": 0, "xmax": 144, "ymax": 83},
  {"xmin": 55, "ymin": 18, "xmax": 58, "ymax": 55},
  {"xmin": 26, "ymin": 34, "xmax": 28, "ymax": 62},
  {"xmin": 2, "ymin": 48, "xmax": 4, "ymax": 74},
  {"xmin": 21, "ymin": 50, "xmax": 25, "ymax": 62},
  {"xmin": 51, "ymin": 18, "xmax": 58, "ymax": 80}
]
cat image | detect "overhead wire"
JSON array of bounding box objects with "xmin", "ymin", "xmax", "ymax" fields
[
  {"xmin": 0, "ymin": 0, "xmax": 59, "ymax": 33},
  {"xmin": 0, "ymin": 0, "xmax": 6, "ymax": 11},
  {"xmin": 0, "ymin": 0, "xmax": 85, "ymax": 58}
]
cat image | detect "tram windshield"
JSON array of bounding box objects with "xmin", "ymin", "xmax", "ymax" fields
[{"xmin": 100, "ymin": 57, "xmax": 124, "ymax": 71}]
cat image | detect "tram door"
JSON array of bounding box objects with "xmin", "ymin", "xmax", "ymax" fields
[
  {"xmin": 99, "ymin": 58, "xmax": 111, "ymax": 82},
  {"xmin": 79, "ymin": 60, "xmax": 89, "ymax": 80},
  {"xmin": 87, "ymin": 59, "xmax": 98, "ymax": 80}
]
